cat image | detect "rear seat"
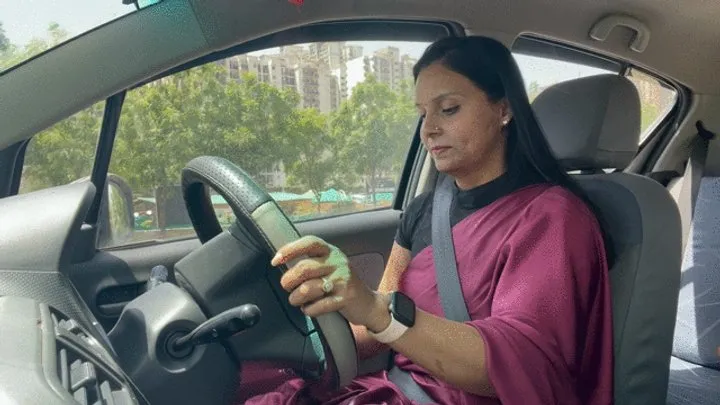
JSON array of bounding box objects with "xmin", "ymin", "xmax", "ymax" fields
[{"xmin": 664, "ymin": 128, "xmax": 720, "ymax": 404}]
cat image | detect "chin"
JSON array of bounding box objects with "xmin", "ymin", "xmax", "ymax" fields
[{"xmin": 434, "ymin": 161, "xmax": 459, "ymax": 176}]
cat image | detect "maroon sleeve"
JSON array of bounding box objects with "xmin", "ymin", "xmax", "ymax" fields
[{"xmin": 466, "ymin": 190, "xmax": 613, "ymax": 405}]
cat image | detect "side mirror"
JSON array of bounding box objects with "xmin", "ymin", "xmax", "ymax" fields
[{"xmin": 97, "ymin": 174, "xmax": 134, "ymax": 248}]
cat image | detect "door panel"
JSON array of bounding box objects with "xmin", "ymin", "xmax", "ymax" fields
[{"xmin": 69, "ymin": 209, "xmax": 400, "ymax": 331}]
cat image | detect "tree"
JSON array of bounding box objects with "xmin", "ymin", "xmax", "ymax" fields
[
  {"xmin": 21, "ymin": 102, "xmax": 105, "ymax": 192},
  {"xmin": 330, "ymin": 76, "xmax": 417, "ymax": 204},
  {"xmin": 0, "ymin": 22, "xmax": 10, "ymax": 53},
  {"xmin": 640, "ymin": 102, "xmax": 660, "ymax": 134},
  {"xmin": 527, "ymin": 81, "xmax": 540, "ymax": 102},
  {"xmin": 285, "ymin": 108, "xmax": 335, "ymax": 206},
  {"xmin": 110, "ymin": 66, "xmax": 299, "ymax": 196},
  {"xmin": 0, "ymin": 21, "xmax": 69, "ymax": 71}
]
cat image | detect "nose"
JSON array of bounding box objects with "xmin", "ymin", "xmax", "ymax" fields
[{"xmin": 420, "ymin": 119, "xmax": 440, "ymax": 139}]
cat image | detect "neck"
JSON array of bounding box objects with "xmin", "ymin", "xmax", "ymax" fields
[
  {"xmin": 453, "ymin": 165, "xmax": 506, "ymax": 190},
  {"xmin": 452, "ymin": 148, "xmax": 507, "ymax": 190}
]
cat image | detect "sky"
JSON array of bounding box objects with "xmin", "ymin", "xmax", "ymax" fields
[{"xmin": 1, "ymin": 0, "xmax": 608, "ymax": 88}]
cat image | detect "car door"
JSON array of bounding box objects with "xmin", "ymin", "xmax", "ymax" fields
[{"xmin": 12, "ymin": 20, "xmax": 460, "ymax": 333}]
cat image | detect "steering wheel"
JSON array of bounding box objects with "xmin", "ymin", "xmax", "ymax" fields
[{"xmin": 174, "ymin": 156, "xmax": 357, "ymax": 391}]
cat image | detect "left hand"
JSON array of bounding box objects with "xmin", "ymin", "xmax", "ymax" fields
[{"xmin": 271, "ymin": 235, "xmax": 390, "ymax": 331}]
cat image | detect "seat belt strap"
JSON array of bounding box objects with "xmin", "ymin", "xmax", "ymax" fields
[
  {"xmin": 387, "ymin": 366, "xmax": 435, "ymax": 404},
  {"xmin": 679, "ymin": 121, "xmax": 715, "ymax": 252},
  {"xmin": 388, "ymin": 174, "xmax": 469, "ymax": 404},
  {"xmin": 430, "ymin": 174, "xmax": 471, "ymax": 322}
]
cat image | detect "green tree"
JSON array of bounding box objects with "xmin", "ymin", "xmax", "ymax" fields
[
  {"xmin": 0, "ymin": 22, "xmax": 69, "ymax": 71},
  {"xmin": 331, "ymin": 76, "xmax": 417, "ymax": 204},
  {"xmin": 527, "ymin": 81, "xmax": 540, "ymax": 102},
  {"xmin": 285, "ymin": 108, "xmax": 335, "ymax": 205},
  {"xmin": 110, "ymin": 66, "xmax": 299, "ymax": 196},
  {"xmin": 0, "ymin": 22, "xmax": 10, "ymax": 53},
  {"xmin": 21, "ymin": 102, "xmax": 105, "ymax": 192},
  {"xmin": 640, "ymin": 102, "xmax": 660, "ymax": 134}
]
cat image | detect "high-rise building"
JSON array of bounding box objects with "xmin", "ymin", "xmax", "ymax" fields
[
  {"xmin": 309, "ymin": 42, "xmax": 345, "ymax": 70},
  {"xmin": 344, "ymin": 46, "xmax": 416, "ymax": 96},
  {"xmin": 295, "ymin": 64, "xmax": 320, "ymax": 110},
  {"xmin": 344, "ymin": 45, "xmax": 363, "ymax": 61}
]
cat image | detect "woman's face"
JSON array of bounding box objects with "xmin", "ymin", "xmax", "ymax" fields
[{"xmin": 415, "ymin": 62, "xmax": 511, "ymax": 188}]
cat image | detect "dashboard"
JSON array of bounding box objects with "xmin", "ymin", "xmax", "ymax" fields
[
  {"xmin": 0, "ymin": 182, "xmax": 147, "ymax": 404},
  {"xmin": 0, "ymin": 182, "xmax": 238, "ymax": 405},
  {"xmin": 0, "ymin": 295, "xmax": 145, "ymax": 405}
]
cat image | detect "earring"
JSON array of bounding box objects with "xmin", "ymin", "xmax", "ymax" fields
[{"xmin": 502, "ymin": 117, "xmax": 510, "ymax": 126}]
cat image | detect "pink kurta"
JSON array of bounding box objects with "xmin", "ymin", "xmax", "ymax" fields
[{"xmin": 243, "ymin": 184, "xmax": 613, "ymax": 405}]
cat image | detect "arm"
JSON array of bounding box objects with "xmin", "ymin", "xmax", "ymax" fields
[
  {"xmin": 272, "ymin": 193, "xmax": 610, "ymax": 403},
  {"xmin": 352, "ymin": 242, "xmax": 411, "ymax": 360},
  {"xmin": 364, "ymin": 193, "xmax": 611, "ymax": 403},
  {"xmin": 366, "ymin": 303, "xmax": 495, "ymax": 396}
]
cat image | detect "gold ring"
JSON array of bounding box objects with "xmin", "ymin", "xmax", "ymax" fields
[{"xmin": 321, "ymin": 277, "xmax": 334, "ymax": 294}]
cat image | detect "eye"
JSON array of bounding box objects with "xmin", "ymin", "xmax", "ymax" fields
[{"xmin": 442, "ymin": 106, "xmax": 460, "ymax": 115}]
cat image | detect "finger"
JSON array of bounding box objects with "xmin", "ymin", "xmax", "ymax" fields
[
  {"xmin": 280, "ymin": 258, "xmax": 335, "ymax": 291},
  {"xmin": 301, "ymin": 294, "xmax": 346, "ymax": 318},
  {"xmin": 272, "ymin": 236, "xmax": 332, "ymax": 267},
  {"xmin": 288, "ymin": 278, "xmax": 328, "ymax": 307}
]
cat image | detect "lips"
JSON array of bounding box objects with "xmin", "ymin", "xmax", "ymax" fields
[{"xmin": 430, "ymin": 146, "xmax": 450, "ymax": 154}]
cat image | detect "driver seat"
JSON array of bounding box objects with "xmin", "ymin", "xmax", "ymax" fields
[{"xmin": 533, "ymin": 74, "xmax": 682, "ymax": 404}]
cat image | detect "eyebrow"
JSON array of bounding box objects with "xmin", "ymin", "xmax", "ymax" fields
[{"xmin": 415, "ymin": 91, "xmax": 463, "ymax": 107}]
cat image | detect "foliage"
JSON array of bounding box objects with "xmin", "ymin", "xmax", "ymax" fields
[
  {"xmin": 14, "ymin": 25, "xmax": 418, "ymax": 201},
  {"xmin": 330, "ymin": 75, "xmax": 417, "ymax": 202},
  {"xmin": 0, "ymin": 22, "xmax": 9, "ymax": 53}
]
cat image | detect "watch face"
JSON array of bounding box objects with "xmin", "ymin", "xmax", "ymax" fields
[{"xmin": 391, "ymin": 292, "xmax": 416, "ymax": 327}]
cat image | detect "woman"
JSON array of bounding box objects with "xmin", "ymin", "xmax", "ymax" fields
[{"xmin": 246, "ymin": 36, "xmax": 614, "ymax": 405}]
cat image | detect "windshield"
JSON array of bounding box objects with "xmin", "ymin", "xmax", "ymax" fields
[{"xmin": 0, "ymin": 0, "xmax": 161, "ymax": 74}]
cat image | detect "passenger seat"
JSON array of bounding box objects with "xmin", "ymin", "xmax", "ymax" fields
[
  {"xmin": 533, "ymin": 74, "xmax": 682, "ymax": 405},
  {"xmin": 665, "ymin": 131, "xmax": 720, "ymax": 405}
]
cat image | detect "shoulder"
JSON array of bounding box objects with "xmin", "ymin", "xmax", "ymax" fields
[
  {"xmin": 516, "ymin": 185, "xmax": 596, "ymax": 220},
  {"xmin": 402, "ymin": 190, "xmax": 434, "ymax": 220},
  {"xmin": 508, "ymin": 184, "xmax": 602, "ymax": 237}
]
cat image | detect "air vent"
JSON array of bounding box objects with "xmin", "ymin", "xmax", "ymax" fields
[
  {"xmin": 56, "ymin": 341, "xmax": 134, "ymax": 405},
  {"xmin": 51, "ymin": 312, "xmax": 135, "ymax": 405}
]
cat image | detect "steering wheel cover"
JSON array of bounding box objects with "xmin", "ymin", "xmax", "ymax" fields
[{"xmin": 181, "ymin": 156, "xmax": 358, "ymax": 388}]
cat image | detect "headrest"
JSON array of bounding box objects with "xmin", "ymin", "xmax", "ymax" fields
[{"xmin": 532, "ymin": 74, "xmax": 641, "ymax": 171}]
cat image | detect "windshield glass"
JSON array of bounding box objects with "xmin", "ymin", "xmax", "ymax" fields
[{"xmin": 0, "ymin": 0, "xmax": 161, "ymax": 74}]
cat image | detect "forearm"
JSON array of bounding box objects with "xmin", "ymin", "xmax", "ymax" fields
[
  {"xmin": 366, "ymin": 298, "xmax": 495, "ymax": 397},
  {"xmin": 351, "ymin": 323, "xmax": 390, "ymax": 360}
]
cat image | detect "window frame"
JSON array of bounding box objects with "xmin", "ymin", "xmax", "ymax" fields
[
  {"xmin": 79, "ymin": 19, "xmax": 463, "ymax": 250},
  {"xmin": 510, "ymin": 35, "xmax": 686, "ymax": 164},
  {"xmin": 410, "ymin": 35, "xmax": 688, "ymax": 197}
]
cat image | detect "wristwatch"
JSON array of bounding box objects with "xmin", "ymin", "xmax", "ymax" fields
[{"xmin": 367, "ymin": 291, "xmax": 416, "ymax": 344}]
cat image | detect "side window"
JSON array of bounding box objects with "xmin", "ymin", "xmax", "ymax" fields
[
  {"xmin": 514, "ymin": 53, "xmax": 616, "ymax": 101},
  {"xmin": 625, "ymin": 68, "xmax": 678, "ymax": 142},
  {"xmin": 105, "ymin": 40, "xmax": 428, "ymax": 248},
  {"xmin": 513, "ymin": 51, "xmax": 677, "ymax": 144},
  {"xmin": 19, "ymin": 102, "xmax": 104, "ymax": 194}
]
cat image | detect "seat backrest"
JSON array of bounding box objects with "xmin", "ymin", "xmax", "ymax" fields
[
  {"xmin": 670, "ymin": 141, "xmax": 720, "ymax": 372},
  {"xmin": 533, "ymin": 74, "xmax": 683, "ymax": 405}
]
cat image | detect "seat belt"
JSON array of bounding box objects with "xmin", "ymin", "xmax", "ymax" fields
[
  {"xmin": 678, "ymin": 121, "xmax": 715, "ymax": 252},
  {"xmin": 387, "ymin": 174, "xmax": 469, "ymax": 404},
  {"xmin": 428, "ymin": 174, "xmax": 471, "ymax": 322}
]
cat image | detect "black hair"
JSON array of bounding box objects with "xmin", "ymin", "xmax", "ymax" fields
[{"xmin": 413, "ymin": 36, "xmax": 614, "ymax": 264}]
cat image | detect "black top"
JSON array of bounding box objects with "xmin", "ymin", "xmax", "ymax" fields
[{"xmin": 395, "ymin": 170, "xmax": 544, "ymax": 258}]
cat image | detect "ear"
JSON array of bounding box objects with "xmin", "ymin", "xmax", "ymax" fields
[{"xmin": 499, "ymin": 98, "xmax": 513, "ymax": 126}]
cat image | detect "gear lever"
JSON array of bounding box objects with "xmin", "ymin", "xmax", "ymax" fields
[{"xmin": 171, "ymin": 304, "xmax": 261, "ymax": 352}]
